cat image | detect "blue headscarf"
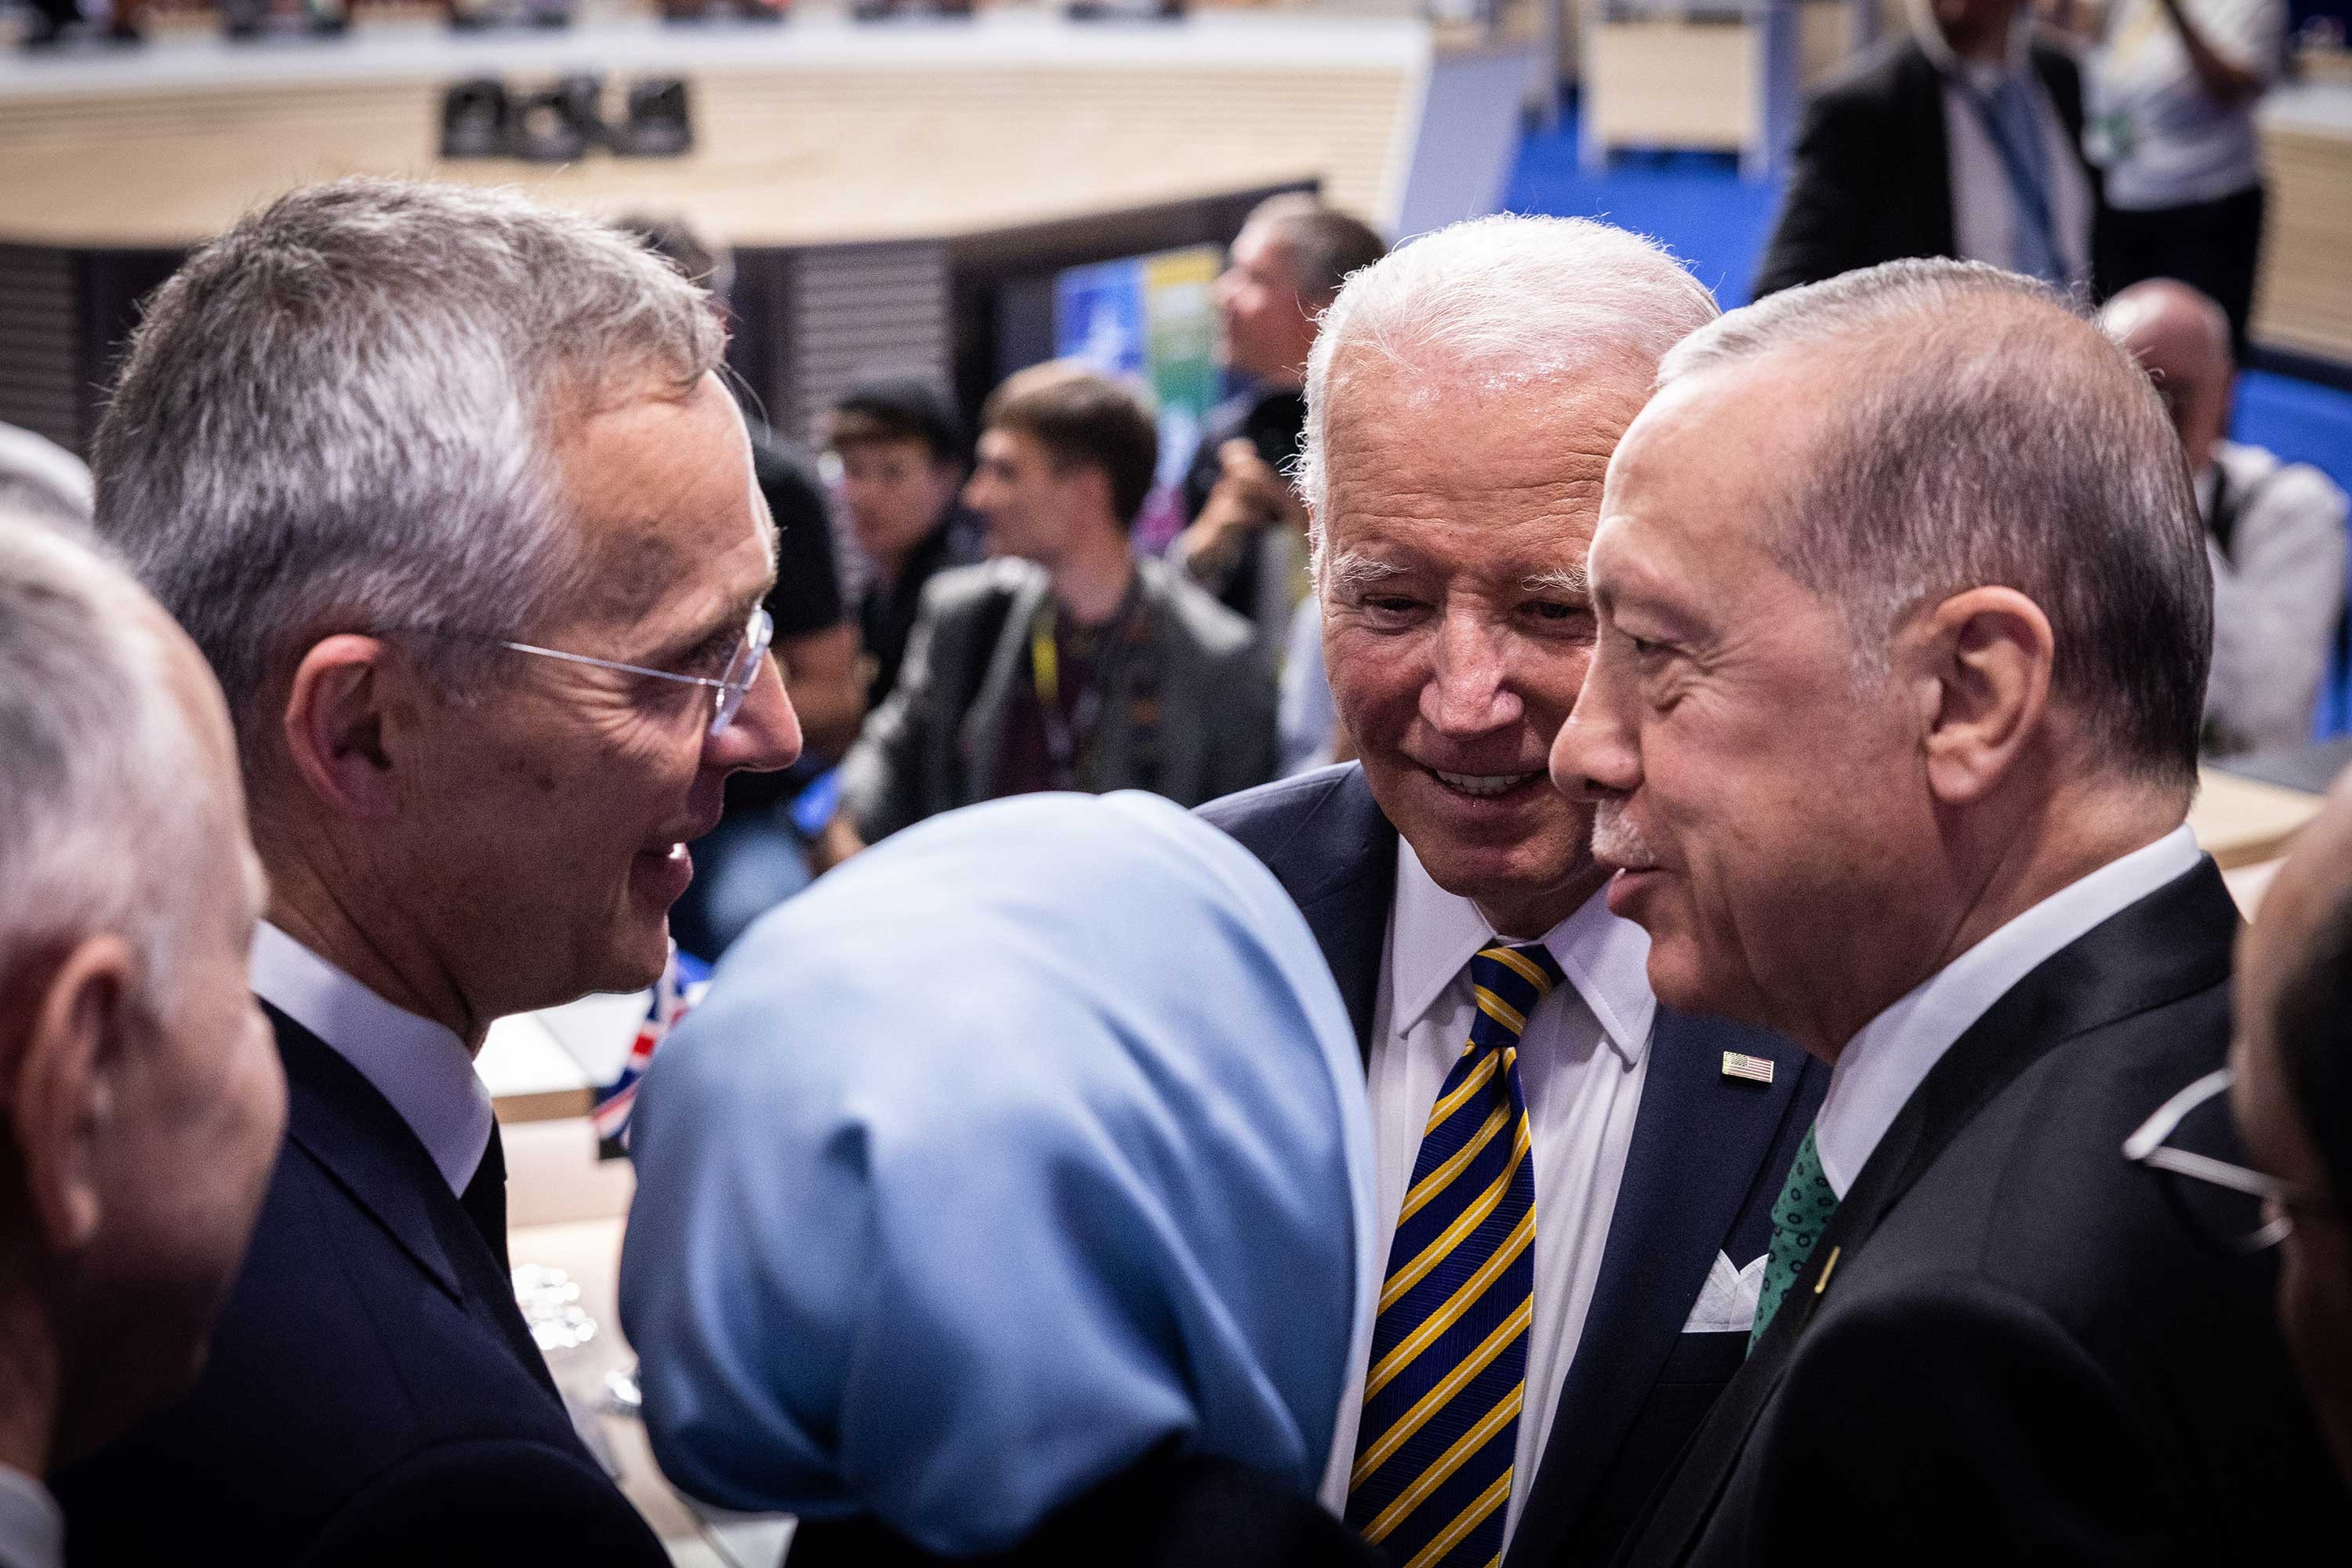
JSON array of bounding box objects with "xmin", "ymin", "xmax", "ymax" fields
[{"xmin": 618, "ymin": 791, "xmax": 1377, "ymax": 1555}]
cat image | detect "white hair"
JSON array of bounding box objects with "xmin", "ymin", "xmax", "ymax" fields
[
  {"xmin": 0, "ymin": 512, "xmax": 215, "ymax": 1008},
  {"xmin": 91, "ymin": 177, "xmax": 728, "ymax": 750},
  {"xmin": 1295, "ymin": 213, "xmax": 1721, "ymax": 542}
]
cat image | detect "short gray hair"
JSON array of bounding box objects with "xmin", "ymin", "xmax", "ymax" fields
[
  {"xmin": 0, "ymin": 512, "xmax": 212, "ymax": 1005},
  {"xmin": 92, "ymin": 177, "xmax": 728, "ymax": 747},
  {"xmin": 1659, "ymin": 257, "xmax": 2211, "ymax": 786},
  {"xmin": 0, "ymin": 422, "xmax": 94, "ymax": 531},
  {"xmin": 1298, "ymin": 214, "xmax": 1719, "ymax": 535},
  {"xmin": 1245, "ymin": 193, "xmax": 1389, "ymax": 303}
]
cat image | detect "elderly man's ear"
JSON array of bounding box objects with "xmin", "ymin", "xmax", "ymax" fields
[
  {"xmin": 281, "ymin": 635, "xmax": 406, "ymax": 820},
  {"xmin": 1904, "ymin": 586, "xmax": 2055, "ymax": 806},
  {"xmin": 2, "ymin": 935, "xmax": 134, "ymax": 1254}
]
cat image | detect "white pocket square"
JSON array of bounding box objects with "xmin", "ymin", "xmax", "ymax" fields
[{"xmin": 1682, "ymin": 1250, "xmax": 1766, "ymax": 1334}]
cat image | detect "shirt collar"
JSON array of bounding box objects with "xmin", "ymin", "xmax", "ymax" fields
[
  {"xmin": 1813, "ymin": 824, "xmax": 2204, "ymax": 1197},
  {"xmin": 1390, "ymin": 839, "xmax": 1657, "ymax": 1064},
  {"xmin": 0, "ymin": 1465, "xmax": 62, "ymax": 1568},
  {"xmin": 249, "ymin": 921, "xmax": 494, "ymax": 1196}
]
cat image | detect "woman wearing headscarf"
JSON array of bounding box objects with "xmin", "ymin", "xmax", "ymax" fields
[{"xmin": 618, "ymin": 791, "xmax": 1380, "ymax": 1564}]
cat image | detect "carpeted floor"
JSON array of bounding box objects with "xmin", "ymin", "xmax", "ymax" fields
[{"xmin": 1501, "ymin": 109, "xmax": 2352, "ymax": 733}]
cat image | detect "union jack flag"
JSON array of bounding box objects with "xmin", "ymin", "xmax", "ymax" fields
[{"xmin": 593, "ymin": 945, "xmax": 711, "ymax": 1159}]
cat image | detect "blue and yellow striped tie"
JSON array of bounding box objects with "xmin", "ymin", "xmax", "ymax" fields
[{"xmin": 1346, "ymin": 941, "xmax": 1559, "ymax": 1567}]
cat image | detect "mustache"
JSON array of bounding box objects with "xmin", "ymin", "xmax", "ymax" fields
[{"xmin": 1589, "ymin": 801, "xmax": 1660, "ymax": 869}]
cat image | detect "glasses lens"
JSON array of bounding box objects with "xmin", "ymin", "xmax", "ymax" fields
[{"xmin": 706, "ymin": 606, "xmax": 772, "ymax": 738}]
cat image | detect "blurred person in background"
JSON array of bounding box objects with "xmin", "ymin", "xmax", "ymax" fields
[
  {"xmin": 829, "ymin": 373, "xmax": 982, "ymax": 713},
  {"xmin": 842, "ymin": 361, "xmax": 1274, "ymax": 840},
  {"xmin": 53, "ymin": 178, "xmax": 799, "ymax": 1566},
  {"xmin": 1176, "ymin": 194, "xmax": 1388, "ymax": 653},
  {"xmin": 1755, "ymin": 0, "xmax": 2096, "ymax": 299},
  {"xmin": 2082, "ymin": 0, "xmax": 2285, "ymax": 358},
  {"xmin": 620, "ymin": 792, "xmax": 1381, "ymax": 1567},
  {"xmin": 0, "ymin": 515, "xmax": 284, "ymax": 1568},
  {"xmin": 2230, "ymin": 767, "xmax": 2352, "ymax": 1486},
  {"xmin": 2103, "ymin": 279, "xmax": 2347, "ymax": 755},
  {"xmin": 619, "ymin": 215, "xmax": 863, "ymax": 956}
]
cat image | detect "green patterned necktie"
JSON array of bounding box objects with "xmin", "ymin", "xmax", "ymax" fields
[{"xmin": 1750, "ymin": 1126, "xmax": 1838, "ymax": 1352}]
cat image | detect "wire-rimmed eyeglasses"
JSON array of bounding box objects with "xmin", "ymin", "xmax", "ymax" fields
[
  {"xmin": 2123, "ymin": 1069, "xmax": 2296, "ymax": 1254},
  {"xmin": 495, "ymin": 603, "xmax": 774, "ymax": 739}
]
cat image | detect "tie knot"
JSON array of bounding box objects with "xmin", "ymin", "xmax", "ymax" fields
[{"xmin": 1467, "ymin": 942, "xmax": 1562, "ymax": 1044}]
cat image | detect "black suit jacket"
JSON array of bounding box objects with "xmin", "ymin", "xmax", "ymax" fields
[
  {"xmin": 58, "ymin": 1007, "xmax": 667, "ymax": 1567},
  {"xmin": 1200, "ymin": 766, "xmax": 1828, "ymax": 1568},
  {"xmin": 1752, "ymin": 37, "xmax": 2094, "ymax": 300},
  {"xmin": 1620, "ymin": 858, "xmax": 2350, "ymax": 1567}
]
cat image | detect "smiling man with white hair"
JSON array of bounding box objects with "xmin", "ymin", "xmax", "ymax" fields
[
  {"xmin": 1203, "ymin": 215, "xmax": 1825, "ymax": 1568},
  {"xmin": 54, "ymin": 178, "xmax": 802, "ymax": 1565}
]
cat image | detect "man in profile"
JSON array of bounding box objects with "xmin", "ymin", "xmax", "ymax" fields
[
  {"xmin": 843, "ymin": 361, "xmax": 1274, "ymax": 840},
  {"xmin": 0, "ymin": 514, "xmax": 284, "ymax": 1568},
  {"xmin": 1203, "ymin": 215, "xmax": 1825, "ymax": 1568},
  {"xmin": 1555, "ymin": 257, "xmax": 2346, "ymax": 1563},
  {"xmin": 56, "ymin": 178, "xmax": 801, "ymax": 1564}
]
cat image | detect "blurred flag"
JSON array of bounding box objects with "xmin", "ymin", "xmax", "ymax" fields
[{"xmin": 593, "ymin": 945, "xmax": 711, "ymax": 1159}]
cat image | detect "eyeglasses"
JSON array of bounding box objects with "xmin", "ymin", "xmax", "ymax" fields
[
  {"xmin": 2123, "ymin": 1068, "xmax": 2296, "ymax": 1254},
  {"xmin": 495, "ymin": 603, "xmax": 774, "ymax": 739}
]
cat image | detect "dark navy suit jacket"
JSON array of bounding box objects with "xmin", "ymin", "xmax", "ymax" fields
[
  {"xmin": 57, "ymin": 1007, "xmax": 667, "ymax": 1567},
  {"xmin": 1200, "ymin": 766, "xmax": 1827, "ymax": 1568}
]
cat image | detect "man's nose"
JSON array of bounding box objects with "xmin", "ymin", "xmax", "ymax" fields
[
  {"xmin": 714, "ymin": 653, "xmax": 801, "ymax": 775},
  {"xmin": 1419, "ymin": 612, "xmax": 1521, "ymax": 735},
  {"xmin": 1552, "ymin": 656, "xmax": 1638, "ymax": 804}
]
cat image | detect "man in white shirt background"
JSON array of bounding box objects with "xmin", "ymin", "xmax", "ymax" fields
[
  {"xmin": 0, "ymin": 517, "xmax": 284, "ymax": 1568},
  {"xmin": 53, "ymin": 179, "xmax": 801, "ymax": 1565},
  {"xmin": 1559, "ymin": 256, "xmax": 2347, "ymax": 1565},
  {"xmin": 2102, "ymin": 278, "xmax": 2348, "ymax": 757},
  {"xmin": 1205, "ymin": 214, "xmax": 1826, "ymax": 1568}
]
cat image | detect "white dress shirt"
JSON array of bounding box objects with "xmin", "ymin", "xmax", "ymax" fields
[
  {"xmin": 1814, "ymin": 825, "xmax": 2203, "ymax": 1200},
  {"xmin": 1319, "ymin": 842, "xmax": 1657, "ymax": 1543},
  {"xmin": 1912, "ymin": 1, "xmax": 2095, "ymax": 286},
  {"xmin": 249, "ymin": 921, "xmax": 495, "ymax": 1196},
  {"xmin": 0, "ymin": 1465, "xmax": 61, "ymax": 1568}
]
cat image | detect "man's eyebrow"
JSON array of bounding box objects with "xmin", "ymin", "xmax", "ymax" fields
[
  {"xmin": 1326, "ymin": 551, "xmax": 1407, "ymax": 593},
  {"xmin": 1522, "ymin": 564, "xmax": 1589, "ymax": 596}
]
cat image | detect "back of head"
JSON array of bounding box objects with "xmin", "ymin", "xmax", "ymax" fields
[
  {"xmin": 1660, "ymin": 258, "xmax": 2212, "ymax": 789},
  {"xmin": 0, "ymin": 513, "xmax": 207, "ymax": 1000},
  {"xmin": 92, "ymin": 176, "xmax": 727, "ymax": 753},
  {"xmin": 0, "ymin": 506, "xmax": 278, "ymax": 1469},
  {"xmin": 1298, "ymin": 213, "xmax": 1719, "ymax": 531},
  {"xmin": 981, "ymin": 361, "xmax": 1160, "ymax": 529},
  {"xmin": 619, "ymin": 792, "xmax": 1374, "ymax": 1556}
]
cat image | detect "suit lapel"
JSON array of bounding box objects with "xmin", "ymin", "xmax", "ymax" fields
[
  {"xmin": 268, "ymin": 1004, "xmax": 564, "ymax": 1402},
  {"xmin": 1896, "ymin": 42, "xmax": 1958, "ymax": 259},
  {"xmin": 960, "ymin": 571, "xmax": 1047, "ymax": 804},
  {"xmin": 1505, "ymin": 1011, "xmax": 1819, "ymax": 1567},
  {"xmin": 270, "ymin": 1004, "xmax": 464, "ymax": 1302},
  {"xmin": 1624, "ymin": 858, "xmax": 2240, "ymax": 1568},
  {"xmin": 1264, "ymin": 767, "xmax": 1397, "ymax": 1060}
]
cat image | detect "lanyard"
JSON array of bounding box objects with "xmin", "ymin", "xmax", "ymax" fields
[{"xmin": 1030, "ymin": 602, "xmax": 1102, "ymax": 791}]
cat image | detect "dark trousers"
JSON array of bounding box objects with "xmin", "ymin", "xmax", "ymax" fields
[{"xmin": 2096, "ymin": 183, "xmax": 2267, "ymax": 362}]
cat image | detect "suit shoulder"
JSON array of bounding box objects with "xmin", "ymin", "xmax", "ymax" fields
[
  {"xmin": 1143, "ymin": 557, "xmax": 1261, "ymax": 660},
  {"xmin": 918, "ymin": 558, "xmax": 1036, "ymax": 619},
  {"xmin": 1200, "ymin": 763, "xmax": 1362, "ymax": 840},
  {"xmin": 1808, "ymin": 36, "xmax": 1928, "ymax": 114}
]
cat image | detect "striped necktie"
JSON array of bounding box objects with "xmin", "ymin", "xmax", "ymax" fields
[{"xmin": 1347, "ymin": 941, "xmax": 1561, "ymax": 1566}]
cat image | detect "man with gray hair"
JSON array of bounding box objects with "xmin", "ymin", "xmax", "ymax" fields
[
  {"xmin": 1555, "ymin": 258, "xmax": 2347, "ymax": 1564},
  {"xmin": 55, "ymin": 178, "xmax": 800, "ymax": 1563},
  {"xmin": 1204, "ymin": 215, "xmax": 1825, "ymax": 1568},
  {"xmin": 0, "ymin": 512, "xmax": 284, "ymax": 1568}
]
